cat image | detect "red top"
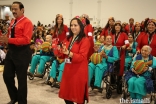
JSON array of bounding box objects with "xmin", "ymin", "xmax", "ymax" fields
[
  {"xmin": 8, "ymin": 15, "xmax": 33, "ymax": 45},
  {"xmin": 125, "ymin": 24, "xmax": 134, "ymax": 34},
  {"xmin": 137, "ymin": 32, "xmax": 156, "ymax": 56},
  {"xmin": 100, "ymin": 28, "xmax": 113, "ymax": 36},
  {"xmin": 59, "ymin": 37, "xmax": 90, "ymax": 103},
  {"xmin": 53, "ymin": 25, "xmax": 68, "ymax": 42},
  {"xmin": 134, "ymin": 32, "xmax": 144, "ymax": 44},
  {"xmin": 84, "ymin": 24, "xmax": 94, "ymax": 59}
]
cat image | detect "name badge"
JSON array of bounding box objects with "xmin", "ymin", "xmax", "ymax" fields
[{"xmin": 65, "ymin": 58, "xmax": 71, "ymax": 63}]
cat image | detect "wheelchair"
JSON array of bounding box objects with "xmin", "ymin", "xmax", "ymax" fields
[
  {"xmin": 121, "ymin": 68, "xmax": 156, "ymax": 104},
  {"xmin": 103, "ymin": 59, "xmax": 123, "ymax": 99},
  {"xmin": 45, "ymin": 59, "xmax": 63, "ymax": 89},
  {"xmin": 27, "ymin": 57, "xmax": 54, "ymax": 80}
]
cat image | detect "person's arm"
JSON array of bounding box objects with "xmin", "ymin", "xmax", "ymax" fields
[
  {"xmin": 130, "ymin": 56, "xmax": 137, "ymax": 70},
  {"xmin": 8, "ymin": 20, "xmax": 33, "ymax": 45},
  {"xmin": 100, "ymin": 29, "xmax": 105, "ymax": 36},
  {"xmin": 151, "ymin": 57, "xmax": 156, "ymax": 68},
  {"xmin": 87, "ymin": 25, "xmax": 93, "ymax": 36},
  {"xmin": 64, "ymin": 25, "xmax": 69, "ymax": 36},
  {"xmin": 69, "ymin": 38, "xmax": 90, "ymax": 63},
  {"xmin": 132, "ymin": 42, "xmax": 138, "ymax": 54},
  {"xmin": 107, "ymin": 46, "xmax": 119, "ymax": 63}
]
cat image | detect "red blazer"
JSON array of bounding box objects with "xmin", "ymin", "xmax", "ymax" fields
[
  {"xmin": 84, "ymin": 24, "xmax": 94, "ymax": 59},
  {"xmin": 53, "ymin": 25, "xmax": 68, "ymax": 42},
  {"xmin": 59, "ymin": 37, "xmax": 90, "ymax": 103},
  {"xmin": 125, "ymin": 24, "xmax": 134, "ymax": 34},
  {"xmin": 137, "ymin": 32, "xmax": 156, "ymax": 56}
]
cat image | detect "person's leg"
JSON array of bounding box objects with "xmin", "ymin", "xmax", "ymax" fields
[
  {"xmin": 37, "ymin": 56, "xmax": 51, "ymax": 74},
  {"xmin": 13, "ymin": 47, "xmax": 31, "ymax": 104},
  {"xmin": 94, "ymin": 66, "xmax": 106, "ymax": 87},
  {"xmin": 64, "ymin": 100, "xmax": 74, "ymax": 104},
  {"xmin": 3, "ymin": 51, "xmax": 17, "ymax": 101},
  {"xmin": 128, "ymin": 77, "xmax": 137, "ymax": 99},
  {"xmin": 88, "ymin": 62, "xmax": 95, "ymax": 86},
  {"xmin": 49, "ymin": 60, "xmax": 58, "ymax": 79},
  {"xmin": 29, "ymin": 55, "xmax": 40, "ymax": 74},
  {"xmin": 57, "ymin": 62, "xmax": 65, "ymax": 82}
]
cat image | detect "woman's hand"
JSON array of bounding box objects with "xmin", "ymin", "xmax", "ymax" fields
[
  {"xmin": 127, "ymin": 46, "xmax": 132, "ymax": 51},
  {"xmin": 132, "ymin": 68, "xmax": 138, "ymax": 75},
  {"xmin": 121, "ymin": 45, "xmax": 126, "ymax": 50},
  {"xmin": 93, "ymin": 45, "xmax": 99, "ymax": 52},
  {"xmin": 100, "ymin": 50, "xmax": 107, "ymax": 59},
  {"xmin": 62, "ymin": 44, "xmax": 69, "ymax": 55},
  {"xmin": 143, "ymin": 65, "xmax": 149, "ymax": 73}
]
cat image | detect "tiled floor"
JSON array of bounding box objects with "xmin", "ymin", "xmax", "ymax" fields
[{"xmin": 0, "ymin": 72, "xmax": 125, "ymax": 104}]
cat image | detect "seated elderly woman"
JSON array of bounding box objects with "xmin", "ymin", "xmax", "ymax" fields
[
  {"xmin": 88, "ymin": 35, "xmax": 119, "ymax": 91},
  {"xmin": 126, "ymin": 45, "xmax": 156, "ymax": 103},
  {"xmin": 28, "ymin": 35, "xmax": 54, "ymax": 77}
]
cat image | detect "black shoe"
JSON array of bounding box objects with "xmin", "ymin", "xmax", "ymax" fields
[
  {"xmin": 7, "ymin": 100, "xmax": 17, "ymax": 104},
  {"xmin": 27, "ymin": 72, "xmax": 34, "ymax": 77},
  {"xmin": 34, "ymin": 73, "xmax": 43, "ymax": 78}
]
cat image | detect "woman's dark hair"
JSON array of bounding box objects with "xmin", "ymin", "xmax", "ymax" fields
[
  {"xmin": 128, "ymin": 33, "xmax": 134, "ymax": 39},
  {"xmin": 111, "ymin": 23, "xmax": 123, "ymax": 34},
  {"xmin": 54, "ymin": 16, "xmax": 64, "ymax": 35},
  {"xmin": 12, "ymin": 1, "xmax": 24, "ymax": 10},
  {"xmin": 85, "ymin": 18, "xmax": 90, "ymax": 25},
  {"xmin": 67, "ymin": 18, "xmax": 86, "ymax": 43},
  {"xmin": 104, "ymin": 18, "xmax": 115, "ymax": 29},
  {"xmin": 142, "ymin": 18, "xmax": 149, "ymax": 32}
]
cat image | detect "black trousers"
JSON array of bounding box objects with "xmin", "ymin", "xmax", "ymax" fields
[{"xmin": 3, "ymin": 44, "xmax": 31, "ymax": 104}]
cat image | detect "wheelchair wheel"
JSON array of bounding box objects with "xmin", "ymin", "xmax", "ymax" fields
[
  {"xmin": 121, "ymin": 91, "xmax": 127, "ymax": 99},
  {"xmin": 106, "ymin": 87, "xmax": 112, "ymax": 99}
]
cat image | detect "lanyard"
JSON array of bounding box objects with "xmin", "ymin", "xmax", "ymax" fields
[
  {"xmin": 11, "ymin": 16, "xmax": 25, "ymax": 28},
  {"xmin": 114, "ymin": 32, "xmax": 120, "ymax": 45},
  {"xmin": 108, "ymin": 28, "xmax": 111, "ymax": 35},
  {"xmin": 148, "ymin": 33, "xmax": 155, "ymax": 45},
  {"xmin": 134, "ymin": 32, "xmax": 140, "ymax": 41},
  {"xmin": 68, "ymin": 35, "xmax": 79, "ymax": 51}
]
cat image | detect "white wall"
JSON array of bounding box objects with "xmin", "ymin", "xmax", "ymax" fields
[{"xmin": 0, "ymin": 0, "xmax": 156, "ymax": 27}]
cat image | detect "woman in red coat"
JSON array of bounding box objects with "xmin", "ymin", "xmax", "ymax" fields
[
  {"xmin": 111, "ymin": 21, "xmax": 129, "ymax": 92},
  {"xmin": 84, "ymin": 16, "xmax": 94, "ymax": 59},
  {"xmin": 111, "ymin": 21, "xmax": 129, "ymax": 75},
  {"xmin": 132, "ymin": 22, "xmax": 144, "ymax": 44},
  {"xmin": 100, "ymin": 17, "xmax": 115, "ymax": 36},
  {"xmin": 137, "ymin": 19, "xmax": 156, "ymax": 56},
  {"xmin": 124, "ymin": 18, "xmax": 135, "ymax": 35},
  {"xmin": 53, "ymin": 14, "xmax": 69, "ymax": 42},
  {"xmin": 59, "ymin": 17, "xmax": 90, "ymax": 104}
]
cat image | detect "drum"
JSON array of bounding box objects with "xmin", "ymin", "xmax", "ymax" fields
[
  {"xmin": 90, "ymin": 53, "xmax": 102, "ymax": 64},
  {"xmin": 134, "ymin": 60, "xmax": 146, "ymax": 74},
  {"xmin": 41, "ymin": 42, "xmax": 51, "ymax": 52}
]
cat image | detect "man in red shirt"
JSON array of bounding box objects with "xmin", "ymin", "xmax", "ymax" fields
[{"xmin": 0, "ymin": 1, "xmax": 33, "ymax": 104}]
